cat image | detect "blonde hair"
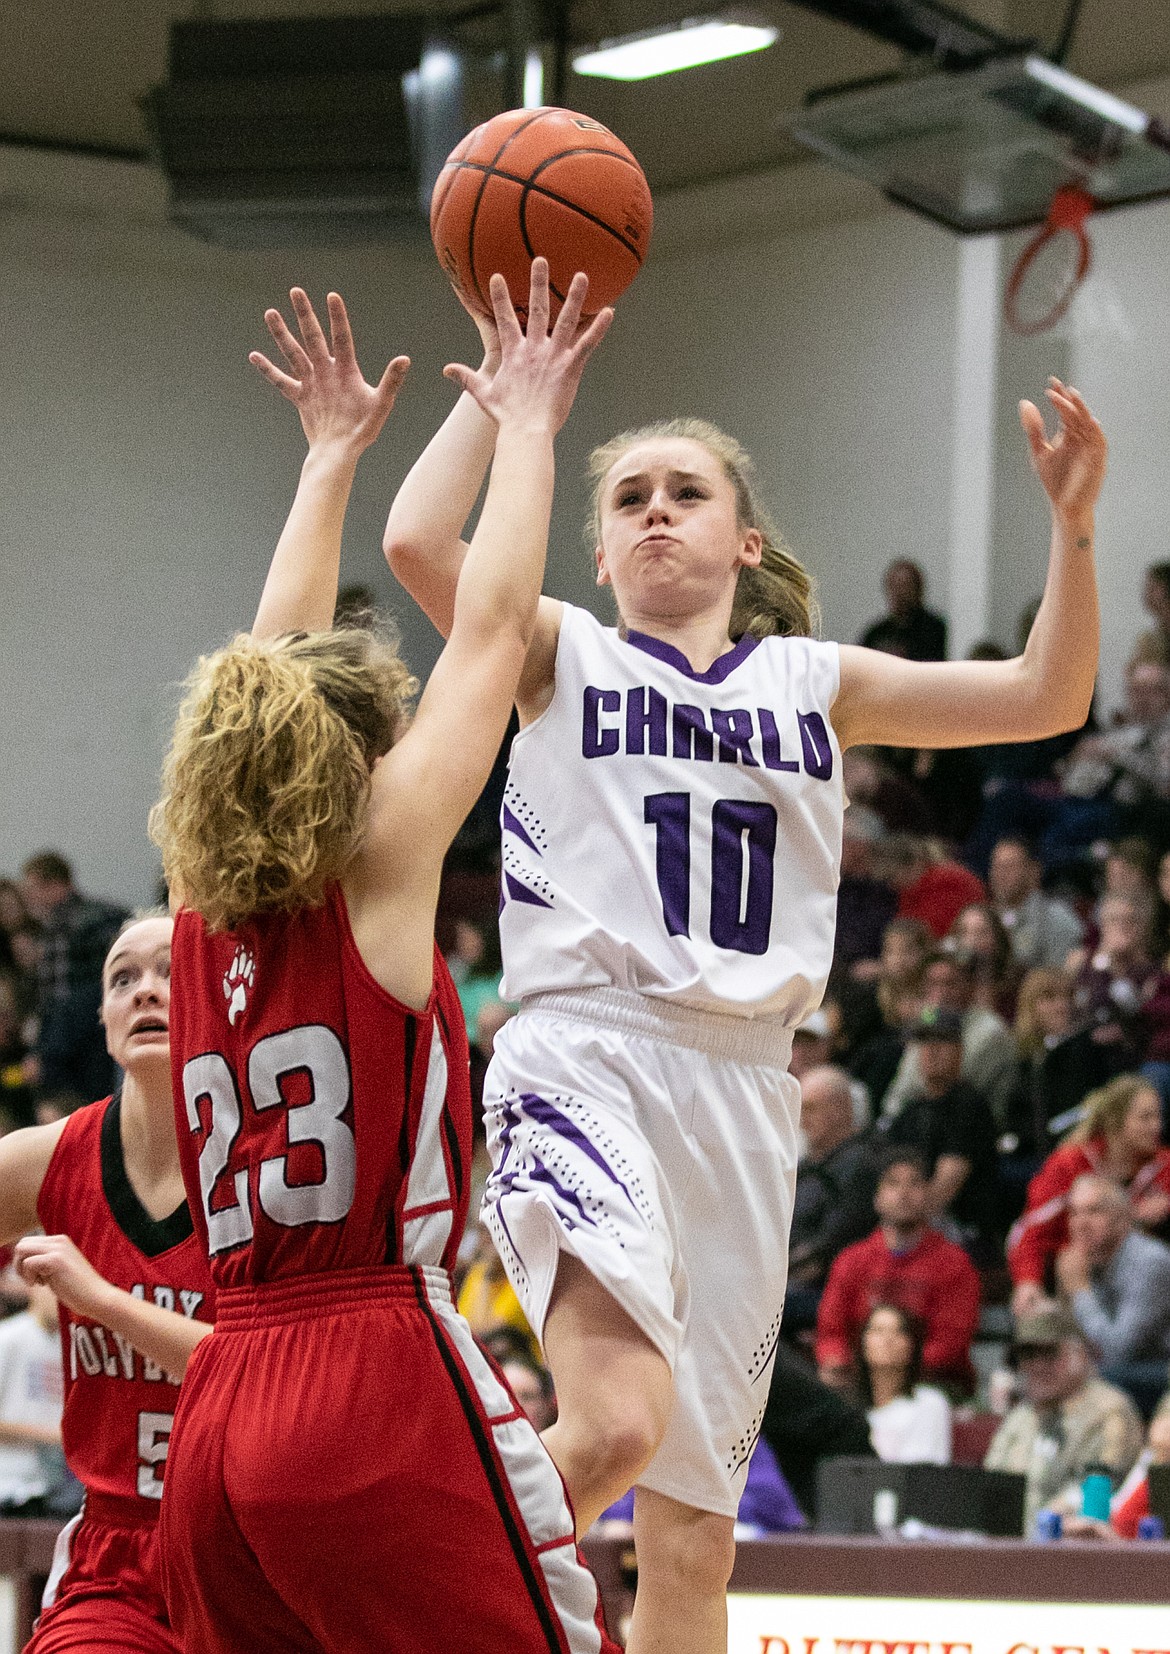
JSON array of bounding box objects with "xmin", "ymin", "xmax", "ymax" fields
[
  {"xmin": 150, "ymin": 628, "xmax": 416, "ymax": 933},
  {"xmin": 1013, "ymin": 966, "xmax": 1073, "ymax": 1059},
  {"xmin": 586, "ymin": 417, "xmax": 818, "ymax": 641},
  {"xmin": 1066, "ymin": 1073, "xmax": 1157, "ymax": 1147}
]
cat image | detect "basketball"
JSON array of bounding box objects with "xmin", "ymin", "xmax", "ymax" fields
[{"xmin": 430, "ymin": 106, "xmax": 653, "ymax": 320}]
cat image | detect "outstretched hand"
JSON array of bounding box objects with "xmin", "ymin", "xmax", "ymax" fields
[
  {"xmin": 443, "ymin": 259, "xmax": 612, "ymax": 438},
  {"xmin": 1019, "ymin": 377, "xmax": 1107, "ymax": 522},
  {"xmin": 251, "ymin": 289, "xmax": 410, "ymax": 455}
]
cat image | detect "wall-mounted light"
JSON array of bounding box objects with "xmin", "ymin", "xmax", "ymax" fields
[{"xmin": 572, "ymin": 16, "xmax": 778, "ymax": 81}]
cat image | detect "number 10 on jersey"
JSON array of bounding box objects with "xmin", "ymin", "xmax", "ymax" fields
[{"xmin": 645, "ymin": 792, "xmax": 777, "ymax": 956}]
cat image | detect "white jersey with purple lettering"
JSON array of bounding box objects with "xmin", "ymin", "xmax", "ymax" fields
[{"xmin": 498, "ymin": 602, "xmax": 844, "ymax": 1023}]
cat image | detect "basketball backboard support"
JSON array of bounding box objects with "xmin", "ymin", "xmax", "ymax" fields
[{"xmin": 790, "ymin": 55, "xmax": 1170, "ymax": 234}]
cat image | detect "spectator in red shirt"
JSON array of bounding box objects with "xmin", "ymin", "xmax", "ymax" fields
[
  {"xmin": 1008, "ymin": 1074, "xmax": 1170, "ymax": 1316},
  {"xmin": 816, "ymin": 1147, "xmax": 981, "ymax": 1391},
  {"xmin": 882, "ymin": 835, "xmax": 987, "ymax": 940}
]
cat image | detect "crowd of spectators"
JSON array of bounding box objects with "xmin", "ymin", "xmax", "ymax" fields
[
  {"xmin": 774, "ymin": 556, "xmax": 1170, "ymax": 1539},
  {"xmin": 11, "ymin": 557, "xmax": 1170, "ymax": 1546}
]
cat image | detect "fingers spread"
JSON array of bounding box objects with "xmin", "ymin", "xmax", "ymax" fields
[
  {"xmin": 554, "ymin": 271, "xmax": 590, "ymax": 341},
  {"xmin": 326, "ymin": 292, "xmax": 356, "ymax": 366},
  {"xmin": 573, "ymin": 305, "xmax": 614, "ymax": 364},
  {"xmin": 527, "ymin": 257, "xmax": 551, "ymax": 339},
  {"xmin": 488, "ymin": 273, "xmax": 523, "ymax": 346},
  {"xmin": 377, "ymin": 355, "xmax": 412, "ymax": 401},
  {"xmin": 249, "ymin": 352, "xmax": 301, "ymax": 399},
  {"xmin": 265, "ymin": 309, "xmax": 313, "ymax": 379},
  {"xmin": 1018, "ymin": 399, "xmax": 1049, "ymax": 454},
  {"xmin": 290, "ymin": 286, "xmax": 330, "ymax": 360}
]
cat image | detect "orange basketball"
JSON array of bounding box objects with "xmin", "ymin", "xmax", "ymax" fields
[{"xmin": 430, "ymin": 107, "xmax": 652, "ymax": 321}]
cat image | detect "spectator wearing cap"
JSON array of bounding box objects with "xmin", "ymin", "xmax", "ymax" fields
[
  {"xmin": 787, "ymin": 1067, "xmax": 880, "ymax": 1331},
  {"xmin": 816, "ymin": 1147, "xmax": 981, "ymax": 1391},
  {"xmin": 876, "ymin": 1006, "xmax": 1000, "ymax": 1255},
  {"xmin": 1055, "ymin": 1173, "xmax": 1170, "ymax": 1417},
  {"xmin": 984, "ymin": 1306, "xmax": 1143, "ymax": 1532},
  {"xmin": 987, "ymin": 837, "xmax": 1084, "ymax": 973},
  {"xmin": 880, "ymin": 950, "xmax": 1017, "ymax": 1128},
  {"xmin": 19, "ymin": 852, "xmax": 126, "ymax": 1102}
]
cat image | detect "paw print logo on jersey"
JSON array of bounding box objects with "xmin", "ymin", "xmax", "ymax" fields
[{"xmin": 223, "ymin": 949, "xmax": 255, "ymax": 1027}]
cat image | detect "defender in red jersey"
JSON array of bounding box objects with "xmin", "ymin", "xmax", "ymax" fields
[
  {"xmin": 151, "ymin": 268, "xmax": 618, "ymax": 1652},
  {"xmin": 0, "ymin": 914, "xmax": 214, "ymax": 1653}
]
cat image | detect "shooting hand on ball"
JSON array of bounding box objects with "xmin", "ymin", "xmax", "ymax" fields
[
  {"xmin": 251, "ymin": 288, "xmax": 410, "ymax": 458},
  {"xmin": 443, "ymin": 259, "xmax": 612, "ymax": 439}
]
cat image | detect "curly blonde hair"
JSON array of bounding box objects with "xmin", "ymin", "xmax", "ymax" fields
[
  {"xmin": 586, "ymin": 417, "xmax": 818, "ymax": 641},
  {"xmin": 150, "ymin": 627, "xmax": 416, "ymax": 933}
]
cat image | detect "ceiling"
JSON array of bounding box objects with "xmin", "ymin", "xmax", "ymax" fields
[{"xmin": 3, "ymin": 0, "xmax": 1169, "ymax": 196}]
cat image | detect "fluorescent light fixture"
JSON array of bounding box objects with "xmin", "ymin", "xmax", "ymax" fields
[
  {"xmin": 523, "ymin": 47, "xmax": 545, "ymax": 108},
  {"xmin": 1025, "ymin": 54, "xmax": 1149, "ymax": 135},
  {"xmin": 573, "ymin": 17, "xmax": 778, "ymax": 82}
]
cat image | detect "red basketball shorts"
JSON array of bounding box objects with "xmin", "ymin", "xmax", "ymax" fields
[
  {"xmin": 158, "ymin": 1265, "xmax": 617, "ymax": 1654},
  {"xmin": 26, "ymin": 1495, "xmax": 178, "ymax": 1653}
]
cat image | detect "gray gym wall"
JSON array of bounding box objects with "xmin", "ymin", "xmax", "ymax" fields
[{"xmin": 0, "ymin": 80, "xmax": 1167, "ymax": 906}]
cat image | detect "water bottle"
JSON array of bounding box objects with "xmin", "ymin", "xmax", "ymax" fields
[
  {"xmin": 1081, "ymin": 1467, "xmax": 1112, "ymax": 1522},
  {"xmin": 1034, "ymin": 1509, "xmax": 1063, "ymax": 1540},
  {"xmin": 1137, "ymin": 1514, "xmax": 1165, "ymax": 1540}
]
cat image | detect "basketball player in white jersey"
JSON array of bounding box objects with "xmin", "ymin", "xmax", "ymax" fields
[{"xmin": 383, "ymin": 307, "xmax": 1105, "ymax": 1654}]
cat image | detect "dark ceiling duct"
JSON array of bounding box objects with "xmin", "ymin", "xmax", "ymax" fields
[
  {"xmin": 783, "ymin": 0, "xmax": 1035, "ymax": 71},
  {"xmin": 143, "ymin": 15, "xmax": 450, "ymax": 248}
]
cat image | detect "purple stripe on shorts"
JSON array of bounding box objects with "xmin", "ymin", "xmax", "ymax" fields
[{"xmin": 518, "ymin": 1094, "xmax": 637, "ymax": 1211}]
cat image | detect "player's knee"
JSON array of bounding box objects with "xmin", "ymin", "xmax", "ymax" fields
[
  {"xmin": 572, "ymin": 1386, "xmax": 667, "ymax": 1490},
  {"xmin": 638, "ymin": 1507, "xmax": 736, "ymax": 1599},
  {"xmin": 594, "ymin": 1405, "xmax": 665, "ymax": 1488}
]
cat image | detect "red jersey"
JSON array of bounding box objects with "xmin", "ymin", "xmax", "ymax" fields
[
  {"xmin": 170, "ymin": 883, "xmax": 471, "ymax": 1288},
  {"xmin": 36, "ymin": 1095, "xmax": 216, "ymax": 1511}
]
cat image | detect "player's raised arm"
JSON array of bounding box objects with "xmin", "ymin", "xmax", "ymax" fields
[
  {"xmin": 14, "ymin": 1233, "xmax": 210, "ymax": 1383},
  {"xmin": 248, "ymin": 289, "xmax": 410, "ymax": 640},
  {"xmin": 382, "ymin": 302, "xmax": 500, "ymax": 640},
  {"xmin": 361, "ymin": 260, "xmax": 611, "ymax": 877},
  {"xmin": 833, "ymin": 379, "xmax": 1105, "ymax": 751}
]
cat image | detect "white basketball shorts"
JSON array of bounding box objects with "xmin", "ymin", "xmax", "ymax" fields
[{"xmin": 481, "ymin": 986, "xmax": 799, "ymax": 1518}]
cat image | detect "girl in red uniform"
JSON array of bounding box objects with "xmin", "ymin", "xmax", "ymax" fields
[
  {"xmin": 150, "ymin": 266, "xmax": 618, "ymax": 1654},
  {"xmin": 1008, "ymin": 1073, "xmax": 1170, "ymax": 1313},
  {"xmin": 0, "ymin": 912, "xmax": 214, "ymax": 1652}
]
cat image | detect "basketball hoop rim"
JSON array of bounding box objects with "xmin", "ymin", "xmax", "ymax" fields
[{"xmin": 1004, "ymin": 186, "xmax": 1094, "ymax": 337}]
